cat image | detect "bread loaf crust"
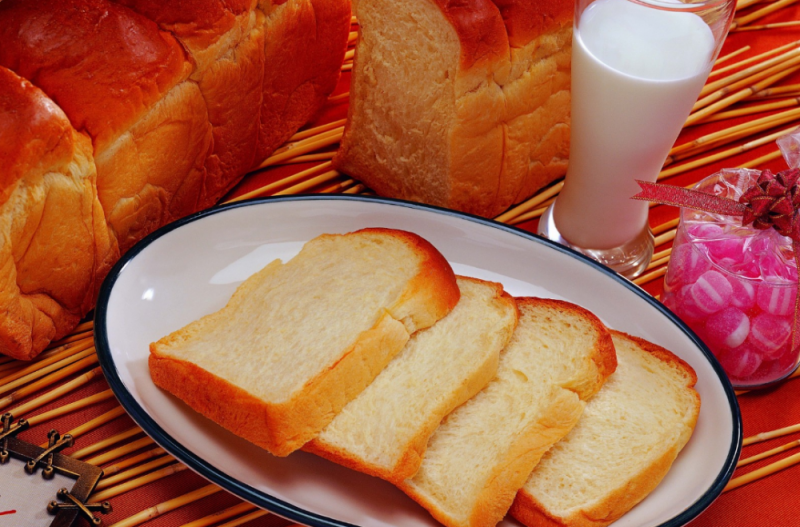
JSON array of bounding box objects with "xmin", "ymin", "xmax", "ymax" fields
[
  {"xmin": 149, "ymin": 228, "xmax": 460, "ymax": 456},
  {"xmin": 510, "ymin": 330, "xmax": 700, "ymax": 527}
]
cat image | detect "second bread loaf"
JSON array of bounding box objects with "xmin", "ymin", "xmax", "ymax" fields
[{"xmin": 149, "ymin": 228, "xmax": 460, "ymax": 457}]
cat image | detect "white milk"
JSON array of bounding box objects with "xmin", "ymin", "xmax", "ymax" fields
[{"xmin": 553, "ymin": 0, "xmax": 715, "ymax": 250}]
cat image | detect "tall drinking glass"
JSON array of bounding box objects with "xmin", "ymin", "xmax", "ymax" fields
[{"xmin": 538, "ymin": 0, "xmax": 736, "ymax": 278}]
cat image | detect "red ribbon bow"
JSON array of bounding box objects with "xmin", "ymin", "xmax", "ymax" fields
[{"xmin": 633, "ymin": 168, "xmax": 800, "ymax": 353}]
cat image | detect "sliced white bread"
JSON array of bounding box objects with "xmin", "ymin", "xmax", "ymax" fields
[
  {"xmin": 149, "ymin": 228, "xmax": 460, "ymax": 457},
  {"xmin": 305, "ymin": 276, "xmax": 519, "ymax": 483},
  {"xmin": 510, "ymin": 331, "xmax": 700, "ymax": 527},
  {"xmin": 399, "ymin": 298, "xmax": 617, "ymax": 527}
]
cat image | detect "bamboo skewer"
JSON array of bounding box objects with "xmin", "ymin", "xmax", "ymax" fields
[
  {"xmin": 343, "ymin": 49, "xmax": 354, "ymax": 62},
  {"xmin": 0, "ymin": 338, "xmax": 92, "ymax": 376},
  {"xmin": 654, "ymin": 228, "xmax": 678, "ymax": 247},
  {"xmin": 45, "ymin": 406, "xmax": 128, "ymax": 448},
  {"xmin": 180, "ymin": 502, "xmax": 258, "ymax": 527},
  {"xmin": 509, "ymin": 198, "xmax": 557, "ymax": 224},
  {"xmin": 737, "ymin": 148, "xmax": 785, "ymax": 168},
  {"xmin": 725, "ymin": 451, "xmax": 800, "ymax": 491},
  {"xmin": 743, "ymin": 422, "xmax": 800, "ymax": 446},
  {"xmin": 732, "ymin": 20, "xmax": 800, "ymax": 31},
  {"xmin": 5, "ymin": 366, "xmax": 104, "ymax": 417},
  {"xmin": 225, "ymin": 162, "xmax": 333, "ymax": 203},
  {"xmin": 699, "ymin": 47, "xmax": 800, "ymax": 98},
  {"xmin": 92, "ymin": 463, "xmax": 190, "ymax": 502},
  {"xmin": 101, "ymin": 447, "xmax": 168, "ymax": 477},
  {"xmin": 646, "ymin": 255, "xmax": 671, "ymax": 272},
  {"xmin": 652, "ymin": 218, "xmax": 680, "ymax": 236},
  {"xmin": 736, "ymin": 0, "xmax": 764, "ymax": 10},
  {"xmin": 342, "ymin": 62, "xmax": 353, "ymax": 71},
  {"xmin": 86, "ymin": 436, "xmax": 156, "ymax": 466},
  {"xmin": 752, "ymin": 83, "xmax": 800, "ymax": 97},
  {"xmin": 288, "ymin": 118, "xmax": 347, "ymax": 142},
  {"xmin": 64, "ymin": 420, "xmax": 138, "ymax": 455},
  {"xmin": 94, "ymin": 455, "xmax": 175, "ymax": 491},
  {"xmin": 494, "ymin": 181, "xmax": 564, "ymax": 223},
  {"xmin": 280, "ymin": 151, "xmax": 337, "ymax": 164},
  {"xmin": 633, "ymin": 266, "xmax": 668, "ymax": 286},
  {"xmin": 709, "ymin": 41, "xmax": 799, "ymax": 77},
  {"xmin": 699, "ymin": 97, "xmax": 800, "ymax": 122},
  {"xmin": 71, "ymin": 320, "xmax": 95, "ymax": 333},
  {"xmin": 327, "ymin": 91, "xmax": 350, "ymax": 104},
  {"xmin": 256, "ymin": 128, "xmax": 343, "ymax": 169},
  {"xmin": 730, "ymin": 0, "xmax": 800, "ymax": 29},
  {"xmin": 0, "ymin": 341, "xmax": 95, "ymax": 390},
  {"xmin": 686, "ymin": 65, "xmax": 800, "ymax": 125},
  {"xmin": 0, "ymin": 357, "xmax": 99, "ymax": 413},
  {"xmin": 659, "ymin": 125, "xmax": 800, "ymax": 180},
  {"xmin": 26, "ymin": 389, "xmax": 115, "ymax": 427},
  {"xmin": 102, "ymin": 481, "xmax": 216, "ymax": 527},
  {"xmin": 274, "ymin": 170, "xmax": 342, "ymax": 195},
  {"xmin": 50, "ymin": 330, "xmax": 94, "ymax": 346},
  {"xmin": 216, "ymin": 510, "xmax": 270, "ymax": 527},
  {"xmin": 738, "ymin": 438, "xmax": 800, "ymax": 467},
  {"xmin": 343, "ymin": 183, "xmax": 367, "ymax": 194},
  {"xmin": 713, "ymin": 45, "xmax": 751, "ymax": 67}
]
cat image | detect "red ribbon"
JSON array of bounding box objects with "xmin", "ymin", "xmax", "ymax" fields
[{"xmin": 632, "ymin": 168, "xmax": 800, "ymax": 353}]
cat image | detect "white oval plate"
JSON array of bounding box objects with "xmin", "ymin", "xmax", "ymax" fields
[{"xmin": 95, "ymin": 196, "xmax": 741, "ymax": 527}]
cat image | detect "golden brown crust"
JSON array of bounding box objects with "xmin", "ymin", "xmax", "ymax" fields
[
  {"xmin": 490, "ymin": 0, "xmax": 572, "ymax": 48},
  {"xmin": 431, "ymin": 0, "xmax": 509, "ymax": 70}
]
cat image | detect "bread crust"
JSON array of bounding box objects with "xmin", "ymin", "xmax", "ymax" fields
[
  {"xmin": 149, "ymin": 228, "xmax": 460, "ymax": 456},
  {"xmin": 510, "ymin": 330, "xmax": 700, "ymax": 527}
]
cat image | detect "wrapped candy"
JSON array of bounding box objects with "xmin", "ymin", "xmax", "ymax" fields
[{"xmin": 635, "ymin": 131, "xmax": 800, "ymax": 388}]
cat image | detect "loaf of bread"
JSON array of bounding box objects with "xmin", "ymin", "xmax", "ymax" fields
[
  {"xmin": 149, "ymin": 228, "xmax": 460, "ymax": 457},
  {"xmin": 305, "ymin": 276, "xmax": 519, "ymax": 483},
  {"xmin": 399, "ymin": 298, "xmax": 616, "ymax": 527},
  {"xmin": 510, "ymin": 331, "xmax": 701, "ymax": 527},
  {"xmin": 0, "ymin": 0, "xmax": 350, "ymax": 360},
  {"xmin": 333, "ymin": 0, "xmax": 571, "ymax": 218}
]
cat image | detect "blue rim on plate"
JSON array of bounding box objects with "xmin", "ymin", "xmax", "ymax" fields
[{"xmin": 94, "ymin": 194, "xmax": 742, "ymax": 527}]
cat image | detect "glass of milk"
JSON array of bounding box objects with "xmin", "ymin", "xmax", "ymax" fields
[{"xmin": 538, "ymin": 0, "xmax": 736, "ymax": 278}]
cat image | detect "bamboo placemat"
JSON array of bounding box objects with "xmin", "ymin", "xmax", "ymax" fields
[{"xmin": 3, "ymin": 4, "xmax": 800, "ymax": 526}]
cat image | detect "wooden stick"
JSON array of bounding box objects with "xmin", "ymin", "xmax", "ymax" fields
[
  {"xmin": 736, "ymin": 0, "xmax": 764, "ymax": 10},
  {"xmin": 2, "ymin": 337, "xmax": 92, "ymax": 372},
  {"xmin": 652, "ymin": 218, "xmax": 680, "ymax": 236},
  {"xmin": 274, "ymin": 170, "xmax": 342, "ymax": 195},
  {"xmin": 217, "ymin": 510, "xmax": 270, "ymax": 527},
  {"xmin": 0, "ymin": 346, "xmax": 97, "ymax": 396},
  {"xmin": 687, "ymin": 65, "xmax": 800, "ymax": 125},
  {"xmin": 738, "ymin": 439, "xmax": 800, "ymax": 467},
  {"xmin": 288, "ymin": 119, "xmax": 347, "ymax": 142},
  {"xmin": 632, "ymin": 266, "xmax": 668, "ymax": 286},
  {"xmin": 654, "ymin": 228, "xmax": 678, "ymax": 247},
  {"xmin": 319, "ymin": 178, "xmax": 356, "ymax": 194},
  {"xmin": 257, "ymin": 128, "xmax": 343, "ymax": 168},
  {"xmin": 713, "ymin": 45, "xmax": 751, "ymax": 67},
  {"xmin": 673, "ymin": 106, "xmax": 800, "ymax": 155},
  {"xmin": 72, "ymin": 320, "xmax": 95, "ymax": 333},
  {"xmin": 225, "ymin": 162, "xmax": 333, "ymax": 203},
  {"xmin": 743, "ymin": 422, "xmax": 800, "ymax": 446},
  {"xmin": 327, "ymin": 91, "xmax": 350, "ymax": 104},
  {"xmin": 348, "ymin": 30, "xmax": 358, "ymax": 43},
  {"xmin": 752, "ymin": 83, "xmax": 800, "ymax": 98},
  {"xmin": 94, "ymin": 455, "xmax": 175, "ymax": 491},
  {"xmin": 49, "ymin": 330, "xmax": 94, "ymax": 346},
  {"xmin": 102, "ymin": 481, "xmax": 217, "ymax": 527},
  {"xmin": 179, "ymin": 502, "xmax": 257, "ymax": 527},
  {"xmin": 724, "ymin": 450, "xmax": 800, "ymax": 491},
  {"xmin": 343, "ymin": 183, "xmax": 366, "ymax": 195},
  {"xmin": 92, "ymin": 463, "xmax": 192, "ymax": 503},
  {"xmin": 699, "ymin": 97, "xmax": 800, "ymax": 122},
  {"xmin": 652, "ymin": 247, "xmax": 673, "ymax": 262},
  {"xmin": 731, "ymin": 0, "xmax": 800, "ymax": 28},
  {"xmin": 659, "ymin": 125, "xmax": 800, "ymax": 180},
  {"xmin": 646, "ymin": 255, "xmax": 671, "ymax": 272},
  {"xmin": 26, "ymin": 389, "xmax": 115, "ymax": 427},
  {"xmin": 279, "ymin": 151, "xmax": 336, "ymax": 164},
  {"xmin": 101, "ymin": 447, "xmax": 167, "ymax": 477},
  {"xmin": 0, "ymin": 341, "xmax": 95, "ymax": 390},
  {"xmin": 64, "ymin": 419, "xmax": 137, "ymax": 453},
  {"xmin": 0, "ymin": 357, "xmax": 99, "ymax": 412},
  {"xmin": 699, "ymin": 47, "xmax": 800, "ymax": 98},
  {"xmin": 509, "ymin": 198, "xmax": 556, "ymax": 225},
  {"xmin": 737, "ymin": 149, "xmax": 785, "ymax": 168},
  {"xmin": 43, "ymin": 407, "xmax": 127, "ymax": 449},
  {"xmin": 494, "ymin": 181, "xmax": 564, "ymax": 223},
  {"xmin": 350, "ymin": 15, "xmax": 357, "ymax": 24},
  {"xmin": 710, "ymin": 41, "xmax": 800, "ymax": 78},
  {"xmin": 732, "ymin": 20, "xmax": 800, "ymax": 31},
  {"xmin": 86, "ymin": 436, "xmax": 156, "ymax": 466},
  {"xmin": 344, "ymin": 49, "xmax": 354, "ymax": 61}
]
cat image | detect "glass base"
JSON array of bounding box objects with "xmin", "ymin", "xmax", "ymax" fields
[{"xmin": 537, "ymin": 201, "xmax": 654, "ymax": 279}]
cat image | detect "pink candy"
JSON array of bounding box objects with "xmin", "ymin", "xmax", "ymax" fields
[
  {"xmin": 756, "ymin": 282, "xmax": 796, "ymax": 317},
  {"xmin": 667, "ymin": 243, "xmax": 711, "ymax": 287},
  {"xmin": 688, "ymin": 270, "xmax": 732, "ymax": 315},
  {"xmin": 747, "ymin": 314, "xmax": 791, "ymax": 359},
  {"xmin": 706, "ymin": 308, "xmax": 750, "ymax": 349},
  {"xmin": 717, "ymin": 344, "xmax": 762, "ymax": 379}
]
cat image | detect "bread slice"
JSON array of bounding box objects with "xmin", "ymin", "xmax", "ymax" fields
[
  {"xmin": 333, "ymin": 0, "xmax": 572, "ymax": 218},
  {"xmin": 399, "ymin": 298, "xmax": 616, "ymax": 527},
  {"xmin": 149, "ymin": 228, "xmax": 460, "ymax": 457},
  {"xmin": 510, "ymin": 331, "xmax": 701, "ymax": 527},
  {"xmin": 305, "ymin": 276, "xmax": 519, "ymax": 483}
]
